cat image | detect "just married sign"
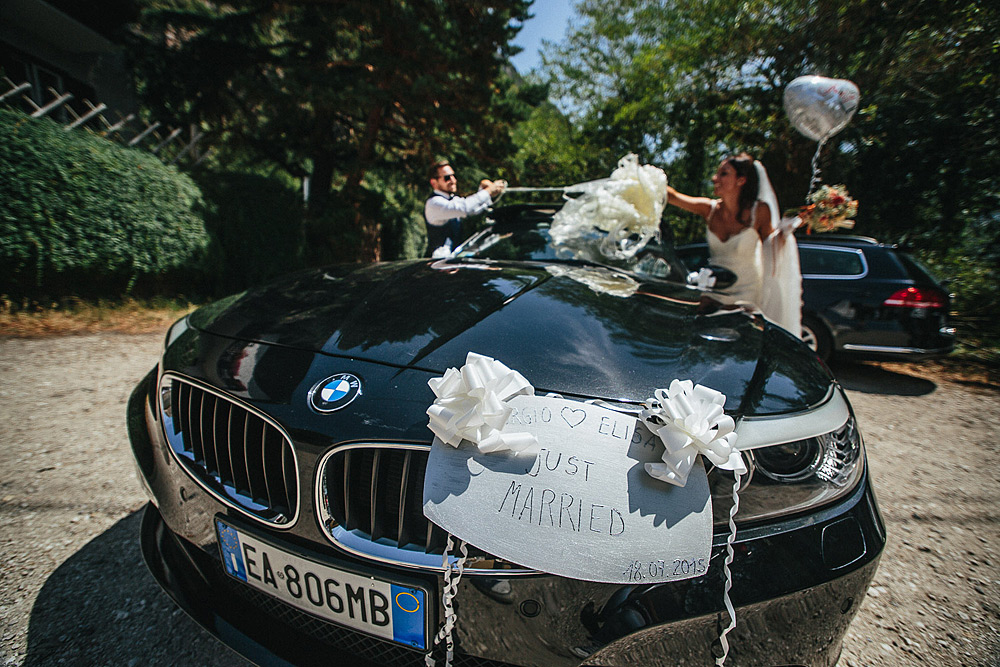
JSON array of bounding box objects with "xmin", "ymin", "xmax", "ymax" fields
[{"xmin": 422, "ymin": 394, "xmax": 713, "ymax": 584}]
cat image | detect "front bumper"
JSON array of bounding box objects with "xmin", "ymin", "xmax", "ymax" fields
[{"xmin": 130, "ymin": 369, "xmax": 886, "ymax": 667}]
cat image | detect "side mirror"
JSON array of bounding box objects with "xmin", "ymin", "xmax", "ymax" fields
[{"xmin": 704, "ymin": 265, "xmax": 738, "ymax": 290}]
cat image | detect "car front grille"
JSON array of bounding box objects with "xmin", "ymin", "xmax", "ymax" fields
[
  {"xmin": 317, "ymin": 444, "xmax": 528, "ymax": 572},
  {"xmin": 158, "ymin": 374, "xmax": 298, "ymax": 526}
]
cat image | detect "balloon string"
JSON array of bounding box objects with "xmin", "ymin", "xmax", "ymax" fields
[{"xmin": 807, "ymin": 138, "xmax": 827, "ymax": 202}]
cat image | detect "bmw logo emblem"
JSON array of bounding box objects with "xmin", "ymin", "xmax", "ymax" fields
[{"xmin": 309, "ymin": 373, "xmax": 362, "ymax": 413}]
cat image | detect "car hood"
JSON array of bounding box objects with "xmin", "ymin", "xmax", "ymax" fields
[{"xmin": 187, "ymin": 259, "xmax": 831, "ymax": 414}]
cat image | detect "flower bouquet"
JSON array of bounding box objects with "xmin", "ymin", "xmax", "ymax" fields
[{"xmin": 793, "ymin": 184, "xmax": 858, "ymax": 233}]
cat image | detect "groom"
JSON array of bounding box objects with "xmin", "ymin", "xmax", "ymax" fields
[{"xmin": 424, "ymin": 160, "xmax": 506, "ymax": 256}]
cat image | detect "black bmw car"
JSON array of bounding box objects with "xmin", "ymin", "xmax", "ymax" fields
[
  {"xmin": 129, "ymin": 204, "xmax": 884, "ymax": 667},
  {"xmin": 676, "ymin": 235, "xmax": 956, "ymax": 361}
]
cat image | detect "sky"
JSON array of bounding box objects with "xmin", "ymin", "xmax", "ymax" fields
[{"xmin": 510, "ymin": 0, "xmax": 576, "ymax": 73}]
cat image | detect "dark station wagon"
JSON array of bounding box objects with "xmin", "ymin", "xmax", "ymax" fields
[
  {"xmin": 130, "ymin": 204, "xmax": 885, "ymax": 667},
  {"xmin": 675, "ymin": 235, "xmax": 956, "ymax": 361}
]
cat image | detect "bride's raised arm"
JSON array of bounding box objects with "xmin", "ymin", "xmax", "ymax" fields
[{"xmin": 666, "ymin": 185, "xmax": 715, "ymax": 220}]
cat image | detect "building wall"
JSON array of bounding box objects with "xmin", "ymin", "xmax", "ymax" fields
[{"xmin": 0, "ymin": 0, "xmax": 136, "ymax": 119}]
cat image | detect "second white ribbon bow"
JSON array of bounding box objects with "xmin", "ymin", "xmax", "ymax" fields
[{"xmin": 641, "ymin": 379, "xmax": 746, "ymax": 487}]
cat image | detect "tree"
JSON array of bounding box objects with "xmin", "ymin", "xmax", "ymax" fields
[
  {"xmin": 545, "ymin": 0, "xmax": 998, "ymax": 246},
  {"xmin": 510, "ymin": 100, "xmax": 610, "ymax": 185},
  {"xmin": 130, "ymin": 0, "xmax": 532, "ymax": 261}
]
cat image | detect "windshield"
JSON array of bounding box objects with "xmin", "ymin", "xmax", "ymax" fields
[{"xmin": 453, "ymin": 208, "xmax": 689, "ymax": 283}]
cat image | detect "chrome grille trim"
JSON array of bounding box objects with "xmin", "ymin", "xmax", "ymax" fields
[
  {"xmin": 158, "ymin": 372, "xmax": 299, "ymax": 528},
  {"xmin": 315, "ymin": 443, "xmax": 535, "ymax": 574}
]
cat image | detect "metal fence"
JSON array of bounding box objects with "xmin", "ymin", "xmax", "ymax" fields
[{"xmin": 1, "ymin": 76, "xmax": 210, "ymax": 166}]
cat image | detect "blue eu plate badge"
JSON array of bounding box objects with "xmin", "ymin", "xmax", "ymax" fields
[{"xmin": 218, "ymin": 522, "xmax": 247, "ymax": 580}]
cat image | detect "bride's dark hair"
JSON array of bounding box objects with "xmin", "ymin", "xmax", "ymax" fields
[{"xmin": 726, "ymin": 153, "xmax": 759, "ymax": 226}]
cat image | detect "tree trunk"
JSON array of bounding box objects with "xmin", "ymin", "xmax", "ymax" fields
[
  {"xmin": 301, "ymin": 152, "xmax": 341, "ymax": 265},
  {"xmin": 309, "ymin": 152, "xmax": 336, "ymax": 216},
  {"xmin": 344, "ymin": 104, "xmax": 387, "ymax": 263}
]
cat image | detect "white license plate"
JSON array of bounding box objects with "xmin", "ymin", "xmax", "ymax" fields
[{"xmin": 216, "ymin": 519, "xmax": 428, "ymax": 650}]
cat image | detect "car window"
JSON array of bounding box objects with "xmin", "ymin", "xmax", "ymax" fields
[
  {"xmin": 799, "ymin": 247, "xmax": 866, "ymax": 277},
  {"xmin": 896, "ymin": 252, "xmax": 943, "ymax": 285}
]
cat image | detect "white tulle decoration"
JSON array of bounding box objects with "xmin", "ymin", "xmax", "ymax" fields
[
  {"xmin": 641, "ymin": 380, "xmax": 746, "ymax": 487},
  {"xmin": 549, "ymin": 153, "xmax": 668, "ymax": 260},
  {"xmin": 426, "ymin": 352, "xmax": 538, "ymax": 454}
]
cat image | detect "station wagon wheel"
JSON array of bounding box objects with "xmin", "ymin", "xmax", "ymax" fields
[{"xmin": 801, "ymin": 315, "xmax": 832, "ymax": 362}]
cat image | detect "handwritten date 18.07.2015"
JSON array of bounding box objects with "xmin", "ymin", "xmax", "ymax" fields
[{"xmin": 622, "ymin": 557, "xmax": 708, "ymax": 582}]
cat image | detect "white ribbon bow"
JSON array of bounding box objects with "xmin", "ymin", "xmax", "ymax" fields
[
  {"xmin": 426, "ymin": 352, "xmax": 538, "ymax": 454},
  {"xmin": 641, "ymin": 380, "xmax": 746, "ymax": 487},
  {"xmin": 687, "ymin": 267, "xmax": 717, "ymax": 290}
]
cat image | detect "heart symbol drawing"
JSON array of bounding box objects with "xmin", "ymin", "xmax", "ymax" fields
[{"xmin": 561, "ymin": 407, "xmax": 587, "ymax": 428}]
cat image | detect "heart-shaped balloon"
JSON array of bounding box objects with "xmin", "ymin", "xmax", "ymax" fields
[{"xmin": 783, "ymin": 76, "xmax": 860, "ymax": 142}]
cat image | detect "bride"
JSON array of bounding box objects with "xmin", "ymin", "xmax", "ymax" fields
[{"xmin": 666, "ymin": 153, "xmax": 802, "ymax": 337}]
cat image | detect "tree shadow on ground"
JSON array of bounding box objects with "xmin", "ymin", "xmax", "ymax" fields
[
  {"xmin": 828, "ymin": 360, "xmax": 936, "ymax": 397},
  {"xmin": 24, "ymin": 511, "xmax": 249, "ymax": 667}
]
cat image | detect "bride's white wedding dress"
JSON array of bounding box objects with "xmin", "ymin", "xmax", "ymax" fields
[
  {"xmin": 760, "ymin": 221, "xmax": 803, "ymax": 337},
  {"xmin": 706, "ymin": 203, "xmax": 764, "ymax": 308},
  {"xmin": 705, "ymin": 199, "xmax": 802, "ymax": 337}
]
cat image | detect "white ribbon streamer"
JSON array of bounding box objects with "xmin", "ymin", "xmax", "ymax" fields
[
  {"xmin": 641, "ymin": 380, "xmax": 746, "ymax": 487},
  {"xmin": 425, "ymin": 535, "xmax": 468, "ymax": 667},
  {"xmin": 426, "ymin": 352, "xmax": 538, "ymax": 454},
  {"xmin": 715, "ymin": 469, "xmax": 743, "ymax": 666}
]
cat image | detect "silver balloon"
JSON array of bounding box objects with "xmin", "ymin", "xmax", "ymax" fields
[{"xmin": 783, "ymin": 76, "xmax": 860, "ymax": 142}]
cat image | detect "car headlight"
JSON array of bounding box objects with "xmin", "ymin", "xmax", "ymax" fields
[
  {"xmin": 163, "ymin": 315, "xmax": 190, "ymax": 353},
  {"xmin": 753, "ymin": 416, "xmax": 861, "ymax": 485},
  {"xmin": 710, "ymin": 390, "xmax": 865, "ymax": 526}
]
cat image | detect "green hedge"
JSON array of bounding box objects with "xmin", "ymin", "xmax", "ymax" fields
[{"xmin": 0, "ymin": 108, "xmax": 209, "ymax": 298}]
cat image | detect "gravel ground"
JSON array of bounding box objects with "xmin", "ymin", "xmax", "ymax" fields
[{"xmin": 1, "ymin": 332, "xmax": 998, "ymax": 666}]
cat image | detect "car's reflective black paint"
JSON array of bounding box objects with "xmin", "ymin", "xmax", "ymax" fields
[
  {"xmin": 183, "ymin": 259, "xmax": 829, "ymax": 415},
  {"xmin": 130, "ymin": 206, "xmax": 885, "ymax": 666},
  {"xmin": 131, "ymin": 358, "xmax": 883, "ymax": 666}
]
